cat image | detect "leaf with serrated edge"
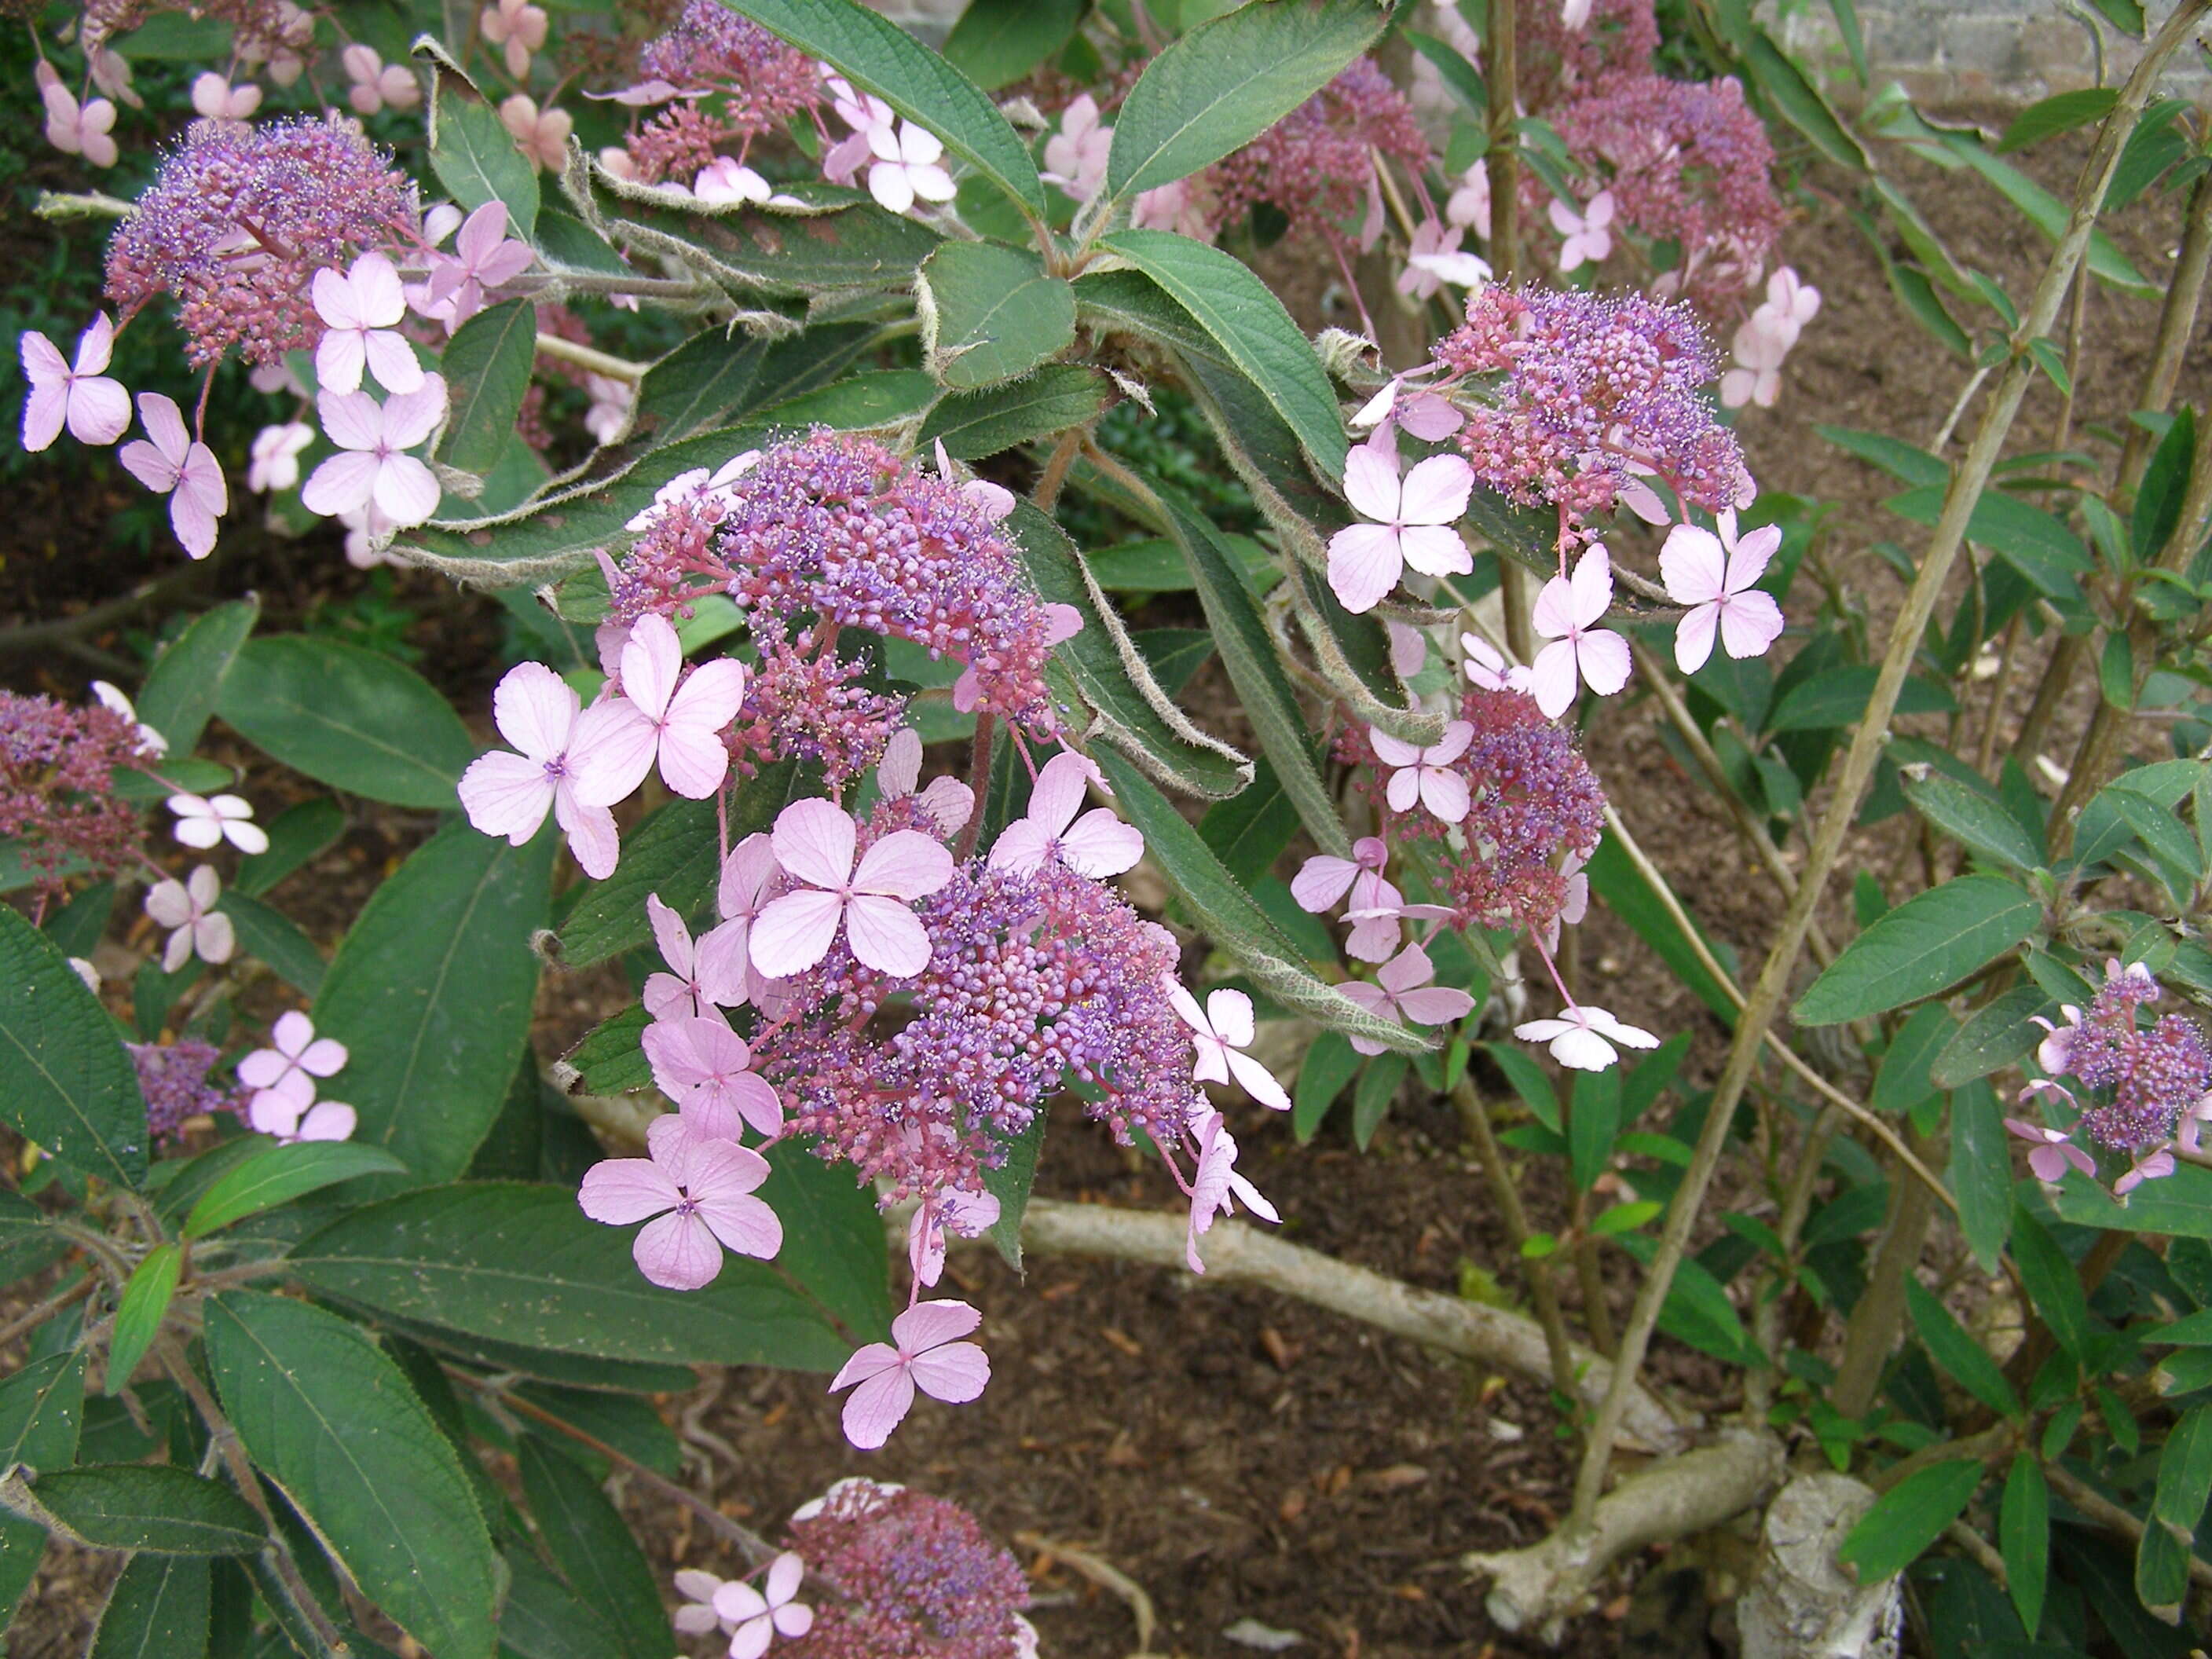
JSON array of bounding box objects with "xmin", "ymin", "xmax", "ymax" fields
[{"xmin": 0, "ymin": 908, "xmax": 147, "ymax": 1188}]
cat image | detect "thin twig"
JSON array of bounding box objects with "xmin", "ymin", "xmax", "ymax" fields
[
  {"xmin": 0, "ymin": 1273, "xmax": 93, "ymax": 1350},
  {"xmin": 2045, "ymin": 1462, "xmax": 2212, "ymax": 1591},
  {"xmin": 533, "ymin": 332, "xmax": 647, "ymax": 383}
]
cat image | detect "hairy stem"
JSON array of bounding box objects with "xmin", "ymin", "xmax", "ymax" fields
[{"xmin": 533, "ymin": 332, "xmax": 646, "ymax": 383}]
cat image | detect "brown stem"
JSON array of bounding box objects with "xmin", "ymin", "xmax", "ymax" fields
[
  {"xmin": 0, "ymin": 1273, "xmax": 93, "ymax": 1350},
  {"xmin": 1830, "ymin": 1131, "xmax": 1941, "ymax": 1419},
  {"xmin": 2116, "ymin": 168, "xmax": 2212, "ymax": 494},
  {"xmin": 1558, "ymin": 8, "xmax": 2208, "ymax": 1533},
  {"xmin": 1485, "ymin": 0, "xmax": 1519, "ymax": 285},
  {"xmin": 1031, "ymin": 429, "xmax": 1081, "ymax": 512},
  {"xmin": 2045, "ymin": 1462, "xmax": 2212, "ymax": 1592}
]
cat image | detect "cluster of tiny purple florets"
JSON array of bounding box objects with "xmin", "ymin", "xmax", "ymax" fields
[
  {"xmin": 131, "ymin": 1039, "xmax": 236, "ymax": 1141},
  {"xmin": 611, "ymin": 433, "xmax": 1066, "ymax": 739},
  {"xmin": 756, "ymin": 834, "xmax": 1204, "ymax": 1205},
  {"xmin": 782, "ymin": 1481, "xmax": 1031, "ymax": 1659},
  {"xmin": 1205, "ymin": 58, "xmax": 1432, "ymax": 244},
  {"xmin": 0, "ymin": 691, "xmax": 148, "ymax": 897},
  {"xmin": 2060, "ymin": 969, "xmax": 2212, "ymax": 1151},
  {"xmin": 635, "ymin": 0, "xmax": 823, "ymax": 130},
  {"xmin": 105, "ymin": 115, "xmax": 417, "ymax": 368},
  {"xmin": 1436, "ymin": 285, "xmax": 1748, "ymax": 532}
]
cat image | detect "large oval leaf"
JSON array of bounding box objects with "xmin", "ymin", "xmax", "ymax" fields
[
  {"xmin": 19, "ymin": 1465, "xmax": 266, "ymax": 1555},
  {"xmin": 438, "ymin": 298, "xmax": 538, "ymax": 476},
  {"xmin": 88, "ymin": 1552, "xmax": 209, "ymax": 1659},
  {"xmin": 214, "ymin": 637, "xmax": 477, "ymax": 809},
  {"xmin": 426, "ymin": 57, "xmax": 538, "ymax": 237},
  {"xmin": 313, "ymin": 819, "xmax": 554, "ymax": 1186},
  {"xmin": 134, "ymin": 599, "xmax": 259, "ymax": 760},
  {"xmin": 205, "ymin": 1291, "xmax": 498, "ymax": 1659},
  {"xmin": 1793, "ymin": 875, "xmax": 2042, "ymax": 1026},
  {"xmin": 0, "ymin": 1351, "xmax": 87, "ymax": 1622},
  {"xmin": 0, "ymin": 907, "xmax": 146, "ymax": 1188},
  {"xmin": 920, "ymin": 364, "xmax": 1113, "ymax": 458},
  {"xmin": 919, "ymin": 242, "xmax": 1076, "ymax": 389},
  {"xmin": 181, "ymin": 1139, "xmax": 412, "ymax": 1239}
]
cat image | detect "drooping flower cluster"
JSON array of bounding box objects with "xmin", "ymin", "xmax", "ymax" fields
[
  {"xmin": 0, "ymin": 690, "xmax": 151, "ymax": 895},
  {"xmin": 105, "ymin": 116, "xmax": 418, "ymax": 368},
  {"xmin": 1435, "ymin": 285, "xmax": 1751, "ymax": 535},
  {"xmin": 616, "ymin": 0, "xmax": 825, "ymax": 183},
  {"xmin": 1204, "ymin": 58, "xmax": 1433, "ymax": 248},
  {"xmin": 131, "ymin": 1039, "xmax": 236, "ymax": 1141},
  {"xmin": 1517, "ymin": 0, "xmax": 1661, "ymax": 108}
]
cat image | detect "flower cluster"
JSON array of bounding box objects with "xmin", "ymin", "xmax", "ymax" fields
[
  {"xmin": 1204, "ymin": 58, "xmax": 1432, "ymax": 249},
  {"xmin": 1518, "ymin": 0, "xmax": 1661, "ymax": 108},
  {"xmin": 0, "ymin": 690, "xmax": 150, "ymax": 896},
  {"xmin": 131, "ymin": 1039, "xmax": 236, "ymax": 1141},
  {"xmin": 614, "ymin": 0, "xmax": 824, "ymax": 184},
  {"xmin": 104, "ymin": 115, "xmax": 417, "ymax": 368}
]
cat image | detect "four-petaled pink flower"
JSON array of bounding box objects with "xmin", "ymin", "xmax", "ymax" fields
[
  {"xmin": 1339, "ymin": 943, "xmax": 1476, "ymax": 1055},
  {"xmin": 585, "ymin": 613, "xmax": 749, "ymax": 801},
  {"xmin": 248, "ymin": 1080, "xmax": 357, "ymax": 1146},
  {"xmin": 478, "ymin": 0, "xmax": 548, "ymax": 79},
  {"xmin": 1291, "ymin": 837, "xmax": 1389, "ymax": 914},
  {"xmin": 169, "ymin": 792, "xmax": 267, "ymax": 854},
  {"xmin": 2005, "ymin": 1118, "xmax": 2097, "ymax": 1185},
  {"xmin": 312, "ymin": 253, "xmax": 423, "ymax": 396},
  {"xmin": 301, "ymin": 375, "xmax": 449, "ymax": 529},
  {"xmin": 906, "ymin": 1187, "xmax": 1000, "ymax": 1288},
  {"xmin": 579, "ymin": 1115, "xmax": 781, "ymax": 1291},
  {"xmin": 500, "ymin": 94, "xmax": 572, "ymax": 172},
  {"xmin": 1660, "ymin": 511, "xmax": 1785, "ymax": 674},
  {"xmin": 145, "ymin": 866, "xmax": 233, "ymax": 972},
  {"xmin": 1327, "ymin": 441, "xmax": 1474, "ymax": 613},
  {"xmin": 1042, "ymin": 95, "xmax": 1111, "ymax": 202},
  {"xmin": 866, "ymin": 121, "xmax": 956, "ymax": 216},
  {"xmin": 751, "ymin": 800, "xmax": 954, "ymax": 980},
  {"xmin": 457, "ymin": 661, "xmax": 636, "ymax": 878},
  {"xmin": 239, "ymin": 1011, "xmax": 348, "ymax": 1098},
  {"xmin": 1166, "ymin": 983, "xmax": 1291, "ymax": 1111},
  {"xmin": 1371, "ymin": 720, "xmax": 1474, "ymax": 825},
  {"xmin": 830, "ymin": 1298, "xmax": 991, "ymax": 1450},
  {"xmin": 417, "ymin": 203, "xmax": 534, "ymax": 332},
  {"xmin": 2116, "ymin": 1149, "xmax": 2176, "ymax": 1198},
  {"xmin": 189, "ymin": 74, "xmax": 262, "ymax": 120},
  {"xmin": 1460, "ymin": 632, "xmax": 1529, "ymax": 694},
  {"xmin": 643, "ymin": 1015, "xmax": 782, "ymax": 1141},
  {"xmin": 989, "ymin": 751, "xmax": 1142, "ymax": 879},
  {"xmin": 875, "ymin": 727, "xmax": 973, "ymax": 837},
  {"xmin": 1549, "ymin": 190, "xmax": 1614, "ymax": 271},
  {"xmin": 643, "ymin": 893, "xmax": 746, "ymax": 1024},
  {"xmin": 1529, "ymin": 546, "xmax": 1632, "ymax": 720},
  {"xmin": 1398, "ymin": 218, "xmax": 1490, "ymax": 300},
  {"xmin": 247, "ymin": 422, "xmax": 314, "ymax": 493},
  {"xmin": 1185, "ymin": 1107, "xmax": 1278, "ymax": 1273},
  {"xmin": 695, "ymin": 157, "xmax": 772, "ymax": 205},
  {"xmin": 40, "ymin": 75, "xmax": 117, "ymax": 169},
  {"xmin": 22, "ymin": 315, "xmax": 130, "ymax": 451},
  {"xmin": 1515, "ymin": 1002, "xmax": 1658, "ymax": 1071},
  {"xmin": 713, "ymin": 1555, "xmax": 814, "ymax": 1659},
  {"xmin": 341, "ymin": 45, "xmax": 419, "ymax": 115},
  {"xmin": 119, "ymin": 393, "xmax": 227, "ymax": 561},
  {"xmin": 714, "ymin": 833, "xmax": 782, "ymax": 1005}
]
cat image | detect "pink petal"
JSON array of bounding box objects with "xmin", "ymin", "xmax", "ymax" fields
[
  {"xmin": 1291, "ymin": 855, "xmax": 1359, "ymax": 912},
  {"xmin": 1396, "ymin": 987, "xmax": 1475, "ymax": 1027},
  {"xmin": 658, "ymin": 717, "xmax": 737, "ymax": 799},
  {"xmin": 67, "ymin": 377, "xmax": 131, "ymax": 446},
  {"xmin": 1375, "ymin": 944, "xmax": 1432, "ymax": 996},
  {"xmin": 1658, "ymin": 525, "xmax": 1726, "ymax": 606},
  {"xmin": 634, "ymin": 1210, "xmax": 723, "ymax": 1289},
  {"xmin": 369, "ymin": 453, "xmax": 441, "ymax": 526},
  {"xmin": 1206, "ymin": 989, "xmax": 1256, "ymax": 1049},
  {"xmin": 134, "ymin": 393, "xmax": 189, "ymax": 465},
  {"xmin": 645, "ymin": 893, "xmax": 695, "ymax": 978},
  {"xmin": 315, "ymin": 328, "xmax": 368, "ymax": 395},
  {"xmin": 1574, "ymin": 629, "xmax": 1632, "ymax": 697},
  {"xmin": 829, "ymin": 1341, "xmax": 901, "ymax": 1393},
  {"xmin": 1726, "ymin": 524, "xmax": 1783, "ymax": 590},
  {"xmin": 298, "ymin": 1038, "xmax": 347, "ymax": 1077},
  {"xmin": 725, "ymin": 1072, "xmax": 784, "ymax": 1138},
  {"xmin": 1673, "ymin": 604, "xmax": 1719, "ymax": 676},
  {"xmin": 491, "ymin": 661, "xmax": 578, "ymax": 763},
  {"xmin": 892, "ymin": 1298, "xmax": 983, "ymax": 1350},
  {"xmin": 1568, "ymin": 548, "xmax": 1614, "ymax": 628},
  {"xmin": 379, "ymin": 375, "xmax": 449, "ymax": 451},
  {"xmin": 720, "ymin": 833, "xmax": 778, "ymax": 920},
  {"xmin": 1427, "ymin": 722, "xmax": 1474, "ymax": 766},
  {"xmin": 1383, "ymin": 769, "xmax": 1420, "ymax": 815},
  {"xmin": 74, "ymin": 314, "xmax": 115, "ymax": 376},
  {"xmin": 843, "ymin": 895, "xmax": 932, "ymax": 976},
  {"xmin": 620, "ymin": 613, "xmax": 682, "ymax": 721},
  {"xmin": 1225, "ymin": 1049, "xmax": 1291, "ymax": 1111},
  {"xmin": 986, "ymin": 820, "xmax": 1051, "ymax": 876},
  {"xmin": 1528, "ymin": 640, "xmax": 1580, "ymax": 720},
  {"xmin": 1530, "ymin": 571, "xmax": 1577, "ymax": 641},
  {"xmin": 838, "ymin": 1364, "xmax": 916, "ymax": 1449},
  {"xmin": 693, "ymin": 917, "xmax": 751, "ymax": 1006},
  {"xmin": 578, "ymin": 1155, "xmax": 680, "ymax": 1225},
  {"xmin": 771, "ymin": 799, "xmax": 857, "ymax": 890},
  {"xmin": 907, "ymin": 1340, "xmax": 990, "ymax": 1403},
  {"xmin": 1397, "ymin": 523, "xmax": 1472, "ymax": 579},
  {"xmin": 697, "ymin": 1192, "xmax": 781, "ymax": 1260},
  {"xmin": 852, "ymin": 830, "xmax": 954, "ymax": 901},
  {"xmin": 568, "ymin": 695, "xmax": 658, "ymax": 806},
  {"xmin": 170, "ymin": 489, "xmax": 221, "ymax": 560},
  {"xmin": 877, "ymin": 727, "xmax": 922, "ymax": 797},
  {"xmin": 1717, "ymin": 591, "xmax": 1785, "ymax": 661},
  {"xmin": 1397, "ymin": 454, "xmax": 1474, "ymax": 526},
  {"xmin": 1419, "ymin": 768, "xmax": 1470, "ymax": 823},
  {"xmin": 1344, "ymin": 910, "xmax": 1402, "ymax": 963},
  {"xmin": 363, "ymin": 329, "xmax": 424, "ymax": 395},
  {"xmin": 119, "ymin": 438, "xmax": 181, "ymax": 495},
  {"xmin": 23, "ymin": 381, "xmax": 68, "ymax": 452},
  {"xmin": 1059, "ymin": 810, "xmax": 1142, "ymax": 877},
  {"xmin": 1024, "ymin": 751, "xmax": 1090, "ymax": 838},
  {"xmin": 1327, "ymin": 522, "xmax": 1402, "ymax": 614},
  {"xmin": 749, "ymin": 888, "xmax": 845, "ymax": 978},
  {"xmin": 555, "ymin": 792, "xmax": 621, "ymax": 879},
  {"xmin": 1341, "ymin": 444, "xmax": 1402, "ymax": 523}
]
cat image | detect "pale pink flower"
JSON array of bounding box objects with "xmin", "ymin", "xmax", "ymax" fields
[
  {"xmin": 579, "ymin": 1115, "xmax": 780, "ymax": 1291},
  {"xmin": 583, "ymin": 373, "xmax": 632, "ymax": 445},
  {"xmin": 339, "ymin": 503, "xmax": 401, "ymax": 569},
  {"xmin": 312, "ymin": 254, "xmax": 421, "ymax": 395},
  {"xmin": 21, "ymin": 316, "xmax": 130, "ymax": 450},
  {"xmin": 712, "ymin": 833, "xmax": 782, "ymax": 1003},
  {"xmin": 1339, "ymin": 943, "xmax": 1476, "ymax": 1055},
  {"xmin": 1166, "ymin": 983, "xmax": 1290, "ymax": 1111},
  {"xmin": 643, "ymin": 893, "xmax": 747, "ymax": 1023},
  {"xmin": 238, "ymin": 1011, "xmax": 347, "ymax": 1097},
  {"xmin": 478, "ymin": 0, "xmax": 548, "ymax": 79},
  {"xmin": 189, "ymin": 74, "xmax": 262, "ymax": 120},
  {"xmin": 416, "ymin": 202, "xmax": 534, "ymax": 331},
  {"xmin": 1291, "ymin": 837, "xmax": 1389, "ymax": 914},
  {"xmin": 822, "ymin": 78, "xmax": 894, "ymax": 187},
  {"xmin": 119, "ymin": 393, "xmax": 226, "ymax": 560},
  {"xmin": 1130, "ymin": 178, "xmax": 1210, "ymax": 240},
  {"xmin": 988, "ymin": 751, "xmax": 1142, "ymax": 879},
  {"xmin": 1719, "ymin": 313, "xmax": 1793, "ymax": 410},
  {"xmin": 1386, "ymin": 620, "xmax": 1427, "ymax": 678},
  {"xmin": 301, "ymin": 375, "xmax": 449, "ymax": 528},
  {"xmin": 247, "ymin": 422, "xmax": 314, "ymax": 493},
  {"xmin": 1763, "ymin": 266, "xmax": 1821, "ymax": 331},
  {"xmin": 1371, "ymin": 720, "xmax": 1474, "ymax": 824},
  {"xmin": 1342, "ymin": 877, "xmax": 1452, "ymax": 965},
  {"xmin": 906, "ymin": 1187, "xmax": 1000, "ymax": 1288},
  {"xmin": 456, "ymin": 661, "xmax": 638, "ymax": 878},
  {"xmin": 1549, "ymin": 190, "xmax": 1613, "ymax": 271},
  {"xmin": 714, "ymin": 1555, "xmax": 813, "ymax": 1658},
  {"xmin": 2115, "ymin": 1150, "xmax": 2176, "ymax": 1197},
  {"xmin": 1460, "ymin": 632, "xmax": 1529, "ymax": 693},
  {"xmin": 1042, "ymin": 94, "xmax": 1111, "ymax": 202},
  {"xmin": 693, "ymin": 157, "xmax": 771, "ymax": 205},
  {"xmin": 340, "ymin": 45, "xmax": 418, "ymax": 116},
  {"xmin": 1184, "ymin": 1107, "xmax": 1278, "ymax": 1273},
  {"xmin": 1529, "ymin": 546, "xmax": 1631, "ymax": 720},
  {"xmin": 577, "ymin": 613, "xmax": 749, "ymax": 801},
  {"xmin": 1327, "ymin": 441, "xmax": 1475, "ymax": 613},
  {"xmin": 168, "ymin": 793, "xmax": 267, "ymax": 855},
  {"xmin": 873, "ymin": 727, "xmax": 973, "ymax": 837},
  {"xmin": 673, "ymin": 1569, "xmax": 730, "ymax": 1637},
  {"xmin": 643, "ymin": 1015, "xmax": 782, "ymax": 1141},
  {"xmin": 2005, "ymin": 1118, "xmax": 2097, "ymax": 1184},
  {"xmin": 1348, "ymin": 379, "xmax": 1461, "ymax": 441},
  {"xmin": 144, "ymin": 865, "xmax": 233, "ymax": 972},
  {"xmin": 866, "ymin": 121, "xmax": 955, "ymax": 215},
  {"xmin": 1540, "ymin": 851, "xmax": 1591, "ymax": 953},
  {"xmin": 1515, "ymin": 1002, "xmax": 1657, "ymax": 1071},
  {"xmin": 248, "ymin": 1079, "xmax": 356, "ymax": 1145},
  {"xmin": 1398, "ymin": 219, "xmax": 1489, "ymax": 300},
  {"xmin": 500, "ymin": 94, "xmax": 572, "ymax": 173},
  {"xmin": 830, "ymin": 1298, "xmax": 991, "ymax": 1450},
  {"xmin": 41, "ymin": 78, "xmax": 117, "ymax": 168},
  {"xmin": 750, "ymin": 800, "xmax": 954, "ymax": 980},
  {"xmin": 1660, "ymin": 512, "xmax": 1785, "ymax": 673},
  {"xmin": 1562, "ymin": 0, "xmax": 1595, "ymax": 27},
  {"xmin": 1445, "ymin": 159, "xmax": 1490, "ymax": 239}
]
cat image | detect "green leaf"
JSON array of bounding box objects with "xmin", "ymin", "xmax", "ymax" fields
[
  {"xmin": 1404, "ymin": 28, "xmax": 1485, "ymax": 115},
  {"xmin": 1093, "ymin": 746, "xmax": 1431, "ymax": 1054},
  {"xmin": 1951, "ymin": 1080, "xmax": 2013, "ymax": 1272},
  {"xmin": 1939, "ymin": 136, "xmax": 2153, "ymax": 295},
  {"xmin": 1794, "ymin": 876, "xmax": 2042, "ymax": 1025},
  {"xmin": 1104, "ymin": 0, "xmax": 1386, "ymax": 201},
  {"xmin": 2010, "ymin": 1203, "xmax": 2092, "ymax": 1361},
  {"xmin": 313, "ymin": 819, "xmax": 553, "ymax": 1186},
  {"xmin": 2083, "ymin": 0, "xmax": 2144, "ymax": 31},
  {"xmin": 1929, "ymin": 983, "xmax": 2049, "ymax": 1088},
  {"xmin": 919, "ymin": 364, "xmax": 1112, "ymax": 458},
  {"xmin": 437, "ymin": 299, "xmax": 537, "ymax": 476},
  {"xmin": 760, "ymin": 1139, "xmax": 893, "ymax": 1341},
  {"xmin": 940, "ymin": 0, "xmax": 1086, "ymax": 90},
  {"xmin": 980, "ymin": 1109, "xmax": 1044, "ymax": 1270},
  {"xmin": 1351, "ymin": 1052, "xmax": 1407, "ymax": 1149},
  {"xmin": 1998, "ymin": 87, "xmax": 2120, "ymax": 152},
  {"xmin": 287, "ymin": 1183, "xmax": 849, "ymax": 1370},
  {"xmin": 1651, "ymin": 1254, "xmax": 1761, "ymax": 1368},
  {"xmin": 1767, "ymin": 665, "xmax": 1955, "ymax": 733},
  {"xmin": 1569, "ymin": 1064, "xmax": 1622, "ymax": 1192},
  {"xmin": 235, "ymin": 799, "xmax": 346, "ymax": 898},
  {"xmin": 560, "ymin": 1003, "xmax": 651, "ymax": 1096},
  {"xmin": 1906, "ymin": 1279, "xmax": 2020, "ymax": 1416},
  {"xmin": 1873, "ymin": 1003, "xmax": 1954, "ymax": 1115},
  {"xmin": 205, "ymin": 1291, "xmax": 498, "ymax": 1659},
  {"xmin": 1293, "ymin": 1029, "xmax": 1361, "ymax": 1143},
  {"xmin": 1740, "ymin": 27, "xmax": 1868, "ymax": 169},
  {"xmin": 1815, "ymin": 425, "xmax": 1949, "ymax": 489},
  {"xmin": 214, "ymin": 637, "xmax": 477, "ymax": 810},
  {"xmin": 0, "ymin": 906, "xmax": 147, "ymax": 1188},
  {"xmin": 1905, "ymin": 774, "xmax": 2044, "ymax": 870},
  {"xmin": 719, "ymin": 0, "xmax": 1046, "ymax": 213},
  {"xmin": 2134, "ymin": 1516, "xmax": 2190, "ymax": 1622},
  {"xmin": 500, "ymin": 1547, "xmax": 630, "ymax": 1659},
  {"xmin": 1099, "ymin": 230, "xmax": 1347, "ymax": 480},
  {"xmin": 2053, "ymin": 1159, "xmax": 2212, "ymax": 1239},
  {"xmin": 1150, "ymin": 484, "xmax": 1342, "ymax": 848},
  {"xmin": 587, "ymin": 185, "xmax": 943, "ymax": 302},
  {"xmin": 16, "ymin": 1465, "xmax": 264, "ymax": 1555},
  {"xmin": 515, "ymin": 1440, "xmax": 668, "ymax": 1659},
  {"xmin": 631, "ymin": 323, "xmax": 878, "ymax": 449},
  {"xmin": 2000, "ymin": 1454, "xmax": 2049, "ymax": 1635},
  {"xmin": 2133, "ymin": 405, "xmax": 2194, "ymax": 566},
  {"xmin": 2153, "ymin": 1404, "xmax": 2212, "ymax": 1546},
  {"xmin": 214, "ymin": 890, "xmax": 325, "ymax": 998},
  {"xmin": 182, "ymin": 1141, "xmax": 412, "ymax": 1239},
  {"xmin": 88, "ymin": 1552, "xmax": 209, "ymax": 1659},
  {"xmin": 106, "ymin": 1243, "xmax": 181, "ymax": 1397},
  {"xmin": 1004, "ymin": 501, "xmax": 1250, "ymax": 799},
  {"xmin": 1884, "ymin": 485, "xmax": 2092, "ymax": 600},
  {"xmin": 1199, "ymin": 756, "xmax": 1300, "ymax": 886},
  {"xmin": 919, "ymin": 242, "xmax": 1076, "ymax": 389},
  {"xmin": 1885, "ymin": 258, "xmax": 1974, "ymax": 357},
  {"xmin": 558, "ymin": 766, "xmax": 800, "ymax": 969},
  {"xmin": 1838, "ymin": 1459, "xmax": 1983, "ymax": 1580},
  {"xmin": 0, "ymin": 1351, "xmax": 87, "ymax": 1621},
  {"xmin": 135, "ymin": 599, "xmax": 259, "ymax": 760},
  {"xmin": 427, "ymin": 62, "xmax": 539, "ymax": 238}
]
